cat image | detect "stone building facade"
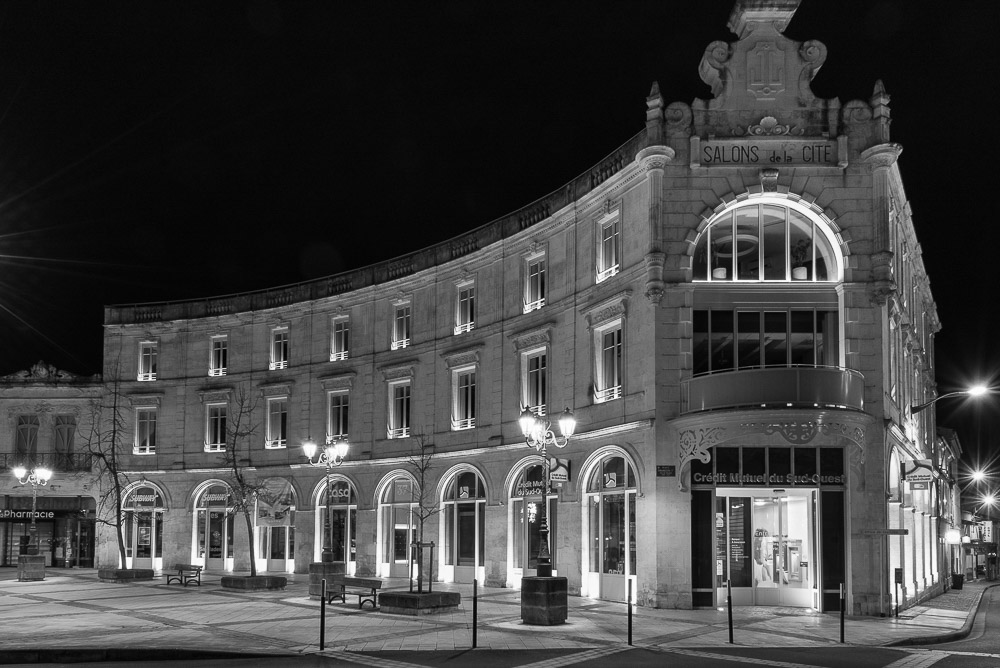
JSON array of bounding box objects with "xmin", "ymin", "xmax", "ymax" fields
[{"xmin": 2, "ymin": 1, "xmax": 957, "ymax": 616}]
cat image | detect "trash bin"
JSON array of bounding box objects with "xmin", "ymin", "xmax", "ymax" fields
[{"xmin": 951, "ymin": 573, "xmax": 964, "ymax": 590}]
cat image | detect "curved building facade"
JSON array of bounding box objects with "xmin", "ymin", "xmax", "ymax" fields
[{"xmin": 86, "ymin": 2, "xmax": 959, "ymax": 615}]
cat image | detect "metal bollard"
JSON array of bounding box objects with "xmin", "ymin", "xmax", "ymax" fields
[
  {"xmin": 727, "ymin": 579, "xmax": 734, "ymax": 644},
  {"xmin": 840, "ymin": 582, "xmax": 845, "ymax": 644},
  {"xmin": 473, "ymin": 579, "xmax": 478, "ymax": 648},
  {"xmin": 628, "ymin": 579, "xmax": 633, "ymax": 646},
  {"xmin": 320, "ymin": 578, "xmax": 327, "ymax": 651}
]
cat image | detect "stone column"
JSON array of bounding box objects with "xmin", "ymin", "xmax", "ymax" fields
[{"xmin": 861, "ymin": 143, "xmax": 902, "ymax": 287}]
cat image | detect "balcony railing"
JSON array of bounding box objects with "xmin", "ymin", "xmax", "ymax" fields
[
  {"xmin": 0, "ymin": 453, "xmax": 94, "ymax": 472},
  {"xmin": 681, "ymin": 366, "xmax": 865, "ymax": 413}
]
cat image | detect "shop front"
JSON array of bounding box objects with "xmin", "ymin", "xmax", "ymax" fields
[
  {"xmin": 690, "ymin": 444, "xmax": 846, "ymax": 611},
  {"xmin": 256, "ymin": 477, "xmax": 296, "ymax": 573},
  {"xmin": 0, "ymin": 496, "xmax": 96, "ymax": 568},
  {"xmin": 122, "ymin": 484, "xmax": 165, "ymax": 570},
  {"xmin": 193, "ymin": 482, "xmax": 235, "ymax": 571}
]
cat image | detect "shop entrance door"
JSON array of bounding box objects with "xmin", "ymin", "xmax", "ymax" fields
[
  {"xmin": 205, "ymin": 510, "xmax": 229, "ymax": 571},
  {"xmin": 265, "ymin": 526, "xmax": 294, "ymax": 572},
  {"xmin": 127, "ymin": 512, "xmax": 162, "ymax": 569},
  {"xmin": 718, "ymin": 489, "xmax": 817, "ymax": 608}
]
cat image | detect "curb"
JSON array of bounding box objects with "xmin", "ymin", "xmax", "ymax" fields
[
  {"xmin": 883, "ymin": 583, "xmax": 1000, "ymax": 647},
  {"xmin": 0, "ymin": 648, "xmax": 297, "ymax": 666}
]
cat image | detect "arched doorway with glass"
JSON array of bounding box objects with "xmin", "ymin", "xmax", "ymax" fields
[
  {"xmin": 192, "ymin": 481, "xmax": 235, "ymax": 571},
  {"xmin": 313, "ymin": 475, "xmax": 358, "ymax": 572},
  {"xmin": 255, "ymin": 477, "xmax": 297, "ymax": 573},
  {"xmin": 122, "ymin": 482, "xmax": 166, "ymax": 570},
  {"xmin": 581, "ymin": 449, "xmax": 639, "ymax": 602},
  {"xmin": 507, "ymin": 457, "xmax": 557, "ymax": 584},
  {"xmin": 440, "ymin": 466, "xmax": 486, "ymax": 584},
  {"xmin": 376, "ymin": 471, "xmax": 418, "ymax": 578}
]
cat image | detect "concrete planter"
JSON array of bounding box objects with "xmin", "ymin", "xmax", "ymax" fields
[
  {"xmin": 378, "ymin": 591, "xmax": 461, "ymax": 615},
  {"xmin": 220, "ymin": 575, "xmax": 287, "ymax": 591},
  {"xmin": 521, "ymin": 576, "xmax": 567, "ymax": 625},
  {"xmin": 308, "ymin": 561, "xmax": 345, "ymax": 599},
  {"xmin": 97, "ymin": 568, "xmax": 155, "ymax": 583},
  {"xmin": 17, "ymin": 555, "xmax": 46, "ymax": 582}
]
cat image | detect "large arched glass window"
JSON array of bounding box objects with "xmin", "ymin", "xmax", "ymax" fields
[
  {"xmin": 378, "ymin": 475, "xmax": 417, "ymax": 577},
  {"xmin": 193, "ymin": 482, "xmax": 235, "ymax": 570},
  {"xmin": 584, "ymin": 454, "xmax": 637, "ymax": 601},
  {"xmin": 442, "ymin": 470, "xmax": 485, "ymax": 578},
  {"xmin": 510, "ymin": 463, "xmax": 556, "ymax": 574},
  {"xmin": 317, "ymin": 477, "xmax": 358, "ymax": 566},
  {"xmin": 122, "ymin": 484, "xmax": 165, "ymax": 569},
  {"xmin": 693, "ymin": 201, "xmax": 839, "ymax": 282}
]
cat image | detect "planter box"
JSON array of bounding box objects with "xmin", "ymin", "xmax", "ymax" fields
[
  {"xmin": 378, "ymin": 591, "xmax": 461, "ymax": 615},
  {"xmin": 97, "ymin": 568, "xmax": 155, "ymax": 583},
  {"xmin": 521, "ymin": 576, "xmax": 567, "ymax": 625},
  {"xmin": 308, "ymin": 561, "xmax": 345, "ymax": 599},
  {"xmin": 220, "ymin": 575, "xmax": 287, "ymax": 591},
  {"xmin": 17, "ymin": 555, "xmax": 46, "ymax": 582}
]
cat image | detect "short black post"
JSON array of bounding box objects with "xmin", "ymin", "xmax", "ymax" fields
[
  {"xmin": 472, "ymin": 579, "xmax": 478, "ymax": 649},
  {"xmin": 320, "ymin": 578, "xmax": 327, "ymax": 651},
  {"xmin": 727, "ymin": 579, "xmax": 734, "ymax": 644},
  {"xmin": 627, "ymin": 579, "xmax": 633, "ymax": 646},
  {"xmin": 895, "ymin": 582, "xmax": 899, "ymax": 618},
  {"xmin": 839, "ymin": 582, "xmax": 845, "ymax": 643}
]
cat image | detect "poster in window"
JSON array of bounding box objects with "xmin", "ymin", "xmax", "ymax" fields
[{"xmin": 138, "ymin": 526, "xmax": 151, "ymax": 547}]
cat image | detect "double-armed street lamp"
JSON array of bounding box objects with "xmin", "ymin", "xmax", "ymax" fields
[
  {"xmin": 12, "ymin": 466, "xmax": 52, "ymax": 555},
  {"xmin": 302, "ymin": 438, "xmax": 349, "ymax": 563},
  {"xmin": 518, "ymin": 407, "xmax": 575, "ymax": 578}
]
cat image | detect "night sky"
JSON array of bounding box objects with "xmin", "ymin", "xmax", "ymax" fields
[{"xmin": 0, "ymin": 1, "xmax": 996, "ymax": 468}]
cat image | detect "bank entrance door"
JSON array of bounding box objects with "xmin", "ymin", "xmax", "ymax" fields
[{"xmin": 717, "ymin": 489, "xmax": 817, "ymax": 608}]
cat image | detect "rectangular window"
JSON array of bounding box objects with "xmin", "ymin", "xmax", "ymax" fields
[
  {"xmin": 595, "ymin": 323, "xmax": 623, "ymax": 402},
  {"xmin": 455, "ymin": 283, "xmax": 476, "ymax": 334},
  {"xmin": 266, "ymin": 397, "xmax": 288, "ymax": 448},
  {"xmin": 452, "ymin": 368, "xmax": 476, "ymax": 430},
  {"xmin": 53, "ymin": 415, "xmax": 76, "ymax": 467},
  {"xmin": 209, "ymin": 336, "xmax": 228, "ymax": 376},
  {"xmin": 330, "ymin": 318, "xmax": 349, "ymax": 361},
  {"xmin": 596, "ymin": 216, "xmax": 620, "ymax": 282},
  {"xmin": 138, "ymin": 341, "xmax": 158, "ymax": 381},
  {"xmin": 525, "ymin": 351, "xmax": 547, "ymax": 415},
  {"xmin": 205, "ymin": 403, "xmax": 227, "ymax": 451},
  {"xmin": 269, "ymin": 327, "xmax": 289, "ymax": 370},
  {"xmin": 524, "ymin": 254, "xmax": 546, "ymax": 313},
  {"xmin": 134, "ymin": 408, "xmax": 157, "ymax": 454},
  {"xmin": 328, "ymin": 391, "xmax": 349, "ymax": 440},
  {"xmin": 392, "ymin": 303, "xmax": 411, "ymax": 350},
  {"xmin": 15, "ymin": 415, "xmax": 39, "ymax": 460},
  {"xmin": 388, "ymin": 381, "xmax": 411, "ymax": 439}
]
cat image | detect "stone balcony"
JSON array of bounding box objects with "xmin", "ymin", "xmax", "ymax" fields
[{"xmin": 680, "ymin": 366, "xmax": 865, "ymax": 414}]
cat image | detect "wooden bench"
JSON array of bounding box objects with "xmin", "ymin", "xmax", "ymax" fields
[
  {"xmin": 165, "ymin": 563, "xmax": 203, "ymax": 587},
  {"xmin": 327, "ymin": 576, "xmax": 382, "ymax": 609}
]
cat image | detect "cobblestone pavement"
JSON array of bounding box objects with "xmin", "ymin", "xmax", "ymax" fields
[{"xmin": 0, "ymin": 568, "xmax": 994, "ymax": 663}]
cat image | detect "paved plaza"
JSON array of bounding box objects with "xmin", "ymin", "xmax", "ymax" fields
[{"xmin": 0, "ymin": 568, "xmax": 993, "ymax": 664}]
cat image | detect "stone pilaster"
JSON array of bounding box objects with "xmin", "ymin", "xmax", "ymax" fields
[
  {"xmin": 636, "ymin": 146, "xmax": 674, "ymax": 304},
  {"xmin": 861, "ymin": 143, "xmax": 902, "ymax": 293}
]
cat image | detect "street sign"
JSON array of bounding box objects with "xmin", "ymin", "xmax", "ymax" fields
[{"xmin": 862, "ymin": 528, "xmax": 909, "ymax": 536}]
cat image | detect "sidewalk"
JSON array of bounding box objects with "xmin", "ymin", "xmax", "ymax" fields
[{"xmin": 0, "ymin": 567, "xmax": 993, "ymax": 664}]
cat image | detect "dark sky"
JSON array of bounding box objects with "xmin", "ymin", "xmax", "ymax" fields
[{"xmin": 0, "ymin": 1, "xmax": 996, "ymax": 467}]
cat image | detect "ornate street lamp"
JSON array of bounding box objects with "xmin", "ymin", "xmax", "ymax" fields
[
  {"xmin": 302, "ymin": 438, "xmax": 349, "ymax": 563},
  {"xmin": 12, "ymin": 466, "xmax": 52, "ymax": 555},
  {"xmin": 909, "ymin": 384, "xmax": 988, "ymax": 415},
  {"xmin": 518, "ymin": 407, "xmax": 575, "ymax": 577}
]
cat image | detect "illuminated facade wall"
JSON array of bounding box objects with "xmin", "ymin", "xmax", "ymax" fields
[{"xmin": 90, "ymin": 2, "xmax": 949, "ymax": 615}]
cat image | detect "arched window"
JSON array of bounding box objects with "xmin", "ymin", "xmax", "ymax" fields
[
  {"xmin": 693, "ymin": 200, "xmax": 840, "ymax": 282},
  {"xmin": 122, "ymin": 484, "xmax": 165, "ymax": 569},
  {"xmin": 193, "ymin": 482, "xmax": 235, "ymax": 570},
  {"xmin": 315, "ymin": 477, "xmax": 358, "ymax": 566},
  {"xmin": 441, "ymin": 470, "xmax": 485, "ymax": 582},
  {"xmin": 256, "ymin": 477, "xmax": 296, "ymax": 573},
  {"xmin": 584, "ymin": 453, "xmax": 637, "ymax": 601},
  {"xmin": 378, "ymin": 474, "xmax": 417, "ymax": 577},
  {"xmin": 509, "ymin": 462, "xmax": 556, "ymax": 574}
]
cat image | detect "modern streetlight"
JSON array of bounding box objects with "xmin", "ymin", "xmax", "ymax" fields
[
  {"xmin": 302, "ymin": 438, "xmax": 349, "ymax": 563},
  {"xmin": 12, "ymin": 466, "xmax": 53, "ymax": 555},
  {"xmin": 518, "ymin": 407, "xmax": 575, "ymax": 577},
  {"xmin": 909, "ymin": 384, "xmax": 988, "ymax": 415}
]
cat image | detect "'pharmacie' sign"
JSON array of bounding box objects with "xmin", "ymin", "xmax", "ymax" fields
[
  {"xmin": 692, "ymin": 472, "xmax": 845, "ymax": 486},
  {"xmin": 1, "ymin": 509, "xmax": 55, "ymax": 520},
  {"xmin": 691, "ymin": 136, "xmax": 846, "ymax": 168}
]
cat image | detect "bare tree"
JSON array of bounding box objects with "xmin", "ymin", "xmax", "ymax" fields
[
  {"xmin": 219, "ymin": 384, "xmax": 264, "ymax": 577},
  {"xmin": 407, "ymin": 437, "xmax": 441, "ymax": 593},
  {"xmin": 82, "ymin": 346, "xmax": 131, "ymax": 569}
]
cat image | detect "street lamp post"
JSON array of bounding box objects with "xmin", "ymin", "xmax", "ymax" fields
[
  {"xmin": 518, "ymin": 407, "xmax": 575, "ymax": 577},
  {"xmin": 302, "ymin": 438, "xmax": 349, "ymax": 563},
  {"xmin": 12, "ymin": 466, "xmax": 52, "ymax": 556},
  {"xmin": 909, "ymin": 384, "xmax": 988, "ymax": 415}
]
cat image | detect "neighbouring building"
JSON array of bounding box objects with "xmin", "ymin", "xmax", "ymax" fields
[{"xmin": 2, "ymin": 1, "xmax": 957, "ymax": 615}]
